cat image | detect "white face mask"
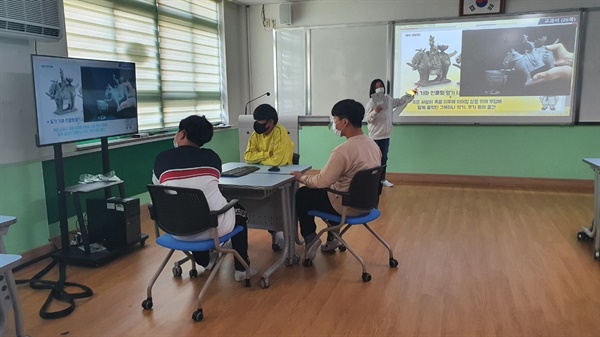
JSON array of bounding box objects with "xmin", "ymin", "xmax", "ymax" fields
[
  {"xmin": 173, "ymin": 131, "xmax": 179, "ymax": 148},
  {"xmin": 375, "ymin": 87, "xmax": 385, "ymax": 94},
  {"xmin": 331, "ymin": 119, "xmax": 343, "ymax": 137}
]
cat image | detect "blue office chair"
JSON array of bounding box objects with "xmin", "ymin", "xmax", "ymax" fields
[
  {"xmin": 142, "ymin": 185, "xmax": 252, "ymax": 322},
  {"xmin": 148, "ymin": 206, "xmax": 219, "ymax": 278},
  {"xmin": 304, "ymin": 166, "xmax": 398, "ymax": 282}
]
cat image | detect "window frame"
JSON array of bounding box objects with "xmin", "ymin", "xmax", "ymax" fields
[{"xmin": 62, "ymin": 0, "xmax": 227, "ymax": 136}]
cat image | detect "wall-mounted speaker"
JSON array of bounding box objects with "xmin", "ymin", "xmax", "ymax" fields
[
  {"xmin": 278, "ymin": 3, "xmax": 292, "ymax": 25},
  {"xmin": 0, "ymin": 0, "xmax": 64, "ymax": 41}
]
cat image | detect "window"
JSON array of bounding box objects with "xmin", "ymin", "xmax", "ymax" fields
[{"xmin": 63, "ymin": 0, "xmax": 224, "ymax": 131}]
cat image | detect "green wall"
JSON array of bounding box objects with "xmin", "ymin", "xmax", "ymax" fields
[
  {"xmin": 0, "ymin": 161, "xmax": 51, "ymax": 254},
  {"xmin": 300, "ymin": 124, "xmax": 600, "ymax": 179},
  {"xmin": 1, "ymin": 125, "xmax": 599, "ymax": 254}
]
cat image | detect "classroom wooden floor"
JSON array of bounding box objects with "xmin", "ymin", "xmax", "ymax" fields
[{"xmin": 7, "ymin": 183, "xmax": 600, "ymax": 337}]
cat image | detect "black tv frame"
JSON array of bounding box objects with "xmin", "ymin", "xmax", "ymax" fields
[{"xmin": 31, "ymin": 55, "xmax": 139, "ymax": 147}]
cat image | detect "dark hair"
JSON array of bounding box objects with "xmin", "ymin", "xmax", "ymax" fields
[
  {"xmin": 253, "ymin": 104, "xmax": 278, "ymax": 124},
  {"xmin": 331, "ymin": 99, "xmax": 364, "ymax": 128},
  {"xmin": 369, "ymin": 78, "xmax": 385, "ymax": 97},
  {"xmin": 178, "ymin": 115, "xmax": 213, "ymax": 147}
]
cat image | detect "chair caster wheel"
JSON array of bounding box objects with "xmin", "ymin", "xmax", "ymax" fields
[
  {"xmin": 285, "ymin": 254, "xmax": 301, "ymax": 266},
  {"xmin": 577, "ymin": 232, "xmax": 592, "ymax": 241},
  {"xmin": 389, "ymin": 258, "xmax": 398, "ymax": 268},
  {"xmin": 339, "ymin": 245, "xmax": 347, "ymax": 252},
  {"xmin": 192, "ymin": 308, "xmax": 203, "ymax": 322},
  {"xmin": 595, "ymin": 250, "xmax": 600, "ymax": 260},
  {"xmin": 189, "ymin": 269, "xmax": 198, "ymax": 278},
  {"xmin": 577, "ymin": 231, "xmax": 591, "ymax": 241},
  {"xmin": 362, "ymin": 272, "xmax": 372, "ymax": 282},
  {"xmin": 260, "ymin": 277, "xmax": 270, "ymax": 289},
  {"xmin": 142, "ymin": 298, "xmax": 153, "ymax": 310},
  {"xmin": 303, "ymin": 259, "xmax": 313, "ymax": 267},
  {"xmin": 172, "ymin": 265, "xmax": 182, "ymax": 277},
  {"xmin": 140, "ymin": 239, "xmax": 146, "ymax": 246}
]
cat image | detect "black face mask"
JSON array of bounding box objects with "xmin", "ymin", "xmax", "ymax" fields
[{"xmin": 253, "ymin": 121, "xmax": 268, "ymax": 134}]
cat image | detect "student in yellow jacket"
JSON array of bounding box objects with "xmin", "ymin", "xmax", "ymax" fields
[
  {"xmin": 244, "ymin": 104, "xmax": 294, "ymax": 250},
  {"xmin": 244, "ymin": 104, "xmax": 294, "ymax": 167}
]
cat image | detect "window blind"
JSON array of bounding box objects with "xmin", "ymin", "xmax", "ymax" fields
[{"xmin": 63, "ymin": 0, "xmax": 223, "ymax": 131}]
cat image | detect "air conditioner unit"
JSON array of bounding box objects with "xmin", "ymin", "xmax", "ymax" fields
[{"xmin": 0, "ymin": 0, "xmax": 64, "ymax": 41}]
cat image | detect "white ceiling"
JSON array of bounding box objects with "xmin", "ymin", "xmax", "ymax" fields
[
  {"xmin": 229, "ymin": 0, "xmax": 406, "ymax": 6},
  {"xmin": 228, "ymin": 0, "xmax": 309, "ymax": 5}
]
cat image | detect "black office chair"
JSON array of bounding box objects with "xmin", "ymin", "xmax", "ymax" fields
[
  {"xmin": 142, "ymin": 185, "xmax": 252, "ymax": 322},
  {"xmin": 292, "ymin": 152, "xmax": 300, "ymax": 165},
  {"xmin": 304, "ymin": 166, "xmax": 398, "ymax": 282}
]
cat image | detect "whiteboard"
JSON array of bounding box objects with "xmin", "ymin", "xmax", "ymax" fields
[
  {"xmin": 309, "ymin": 24, "xmax": 388, "ymax": 116},
  {"xmin": 275, "ymin": 29, "xmax": 307, "ymax": 116},
  {"xmin": 578, "ymin": 9, "xmax": 600, "ymax": 123}
]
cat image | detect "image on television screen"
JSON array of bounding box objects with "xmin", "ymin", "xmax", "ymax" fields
[
  {"xmin": 81, "ymin": 66, "xmax": 137, "ymax": 123},
  {"xmin": 32, "ymin": 55, "xmax": 139, "ymax": 146}
]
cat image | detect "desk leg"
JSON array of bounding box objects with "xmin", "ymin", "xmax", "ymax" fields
[
  {"xmin": 283, "ymin": 184, "xmax": 300, "ymax": 266},
  {"xmin": 4, "ymin": 269, "xmax": 25, "ymax": 337},
  {"xmin": 259, "ymin": 184, "xmax": 302, "ymax": 288},
  {"xmin": 259, "ymin": 186, "xmax": 289, "ymax": 288},
  {"xmin": 593, "ymin": 168, "xmax": 600, "ymax": 260},
  {"xmin": 291, "ymin": 181, "xmax": 305, "ymax": 246},
  {"xmin": 580, "ymin": 167, "xmax": 600, "ymax": 260}
]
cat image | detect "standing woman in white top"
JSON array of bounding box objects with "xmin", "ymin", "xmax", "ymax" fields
[{"xmin": 365, "ymin": 79, "xmax": 417, "ymax": 187}]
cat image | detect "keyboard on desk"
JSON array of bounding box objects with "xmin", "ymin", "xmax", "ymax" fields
[{"xmin": 221, "ymin": 165, "xmax": 260, "ymax": 177}]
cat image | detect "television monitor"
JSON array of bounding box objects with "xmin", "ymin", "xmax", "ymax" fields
[
  {"xmin": 392, "ymin": 10, "xmax": 583, "ymax": 124},
  {"xmin": 31, "ymin": 55, "xmax": 139, "ymax": 146}
]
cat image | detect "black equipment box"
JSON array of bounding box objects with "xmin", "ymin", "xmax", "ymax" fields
[{"xmin": 87, "ymin": 197, "xmax": 141, "ymax": 250}]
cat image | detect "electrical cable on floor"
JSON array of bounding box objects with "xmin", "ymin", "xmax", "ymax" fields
[{"xmin": 15, "ymin": 253, "xmax": 93, "ymax": 319}]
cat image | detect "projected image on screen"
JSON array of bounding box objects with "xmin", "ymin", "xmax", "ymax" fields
[
  {"xmin": 460, "ymin": 25, "xmax": 577, "ymax": 97},
  {"xmin": 406, "ymin": 34, "xmax": 460, "ymax": 87},
  {"xmin": 393, "ymin": 11, "xmax": 582, "ymax": 125}
]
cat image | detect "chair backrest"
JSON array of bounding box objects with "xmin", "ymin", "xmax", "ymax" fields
[
  {"xmin": 147, "ymin": 185, "xmax": 214, "ymax": 236},
  {"xmin": 344, "ymin": 166, "xmax": 386, "ymax": 210}
]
